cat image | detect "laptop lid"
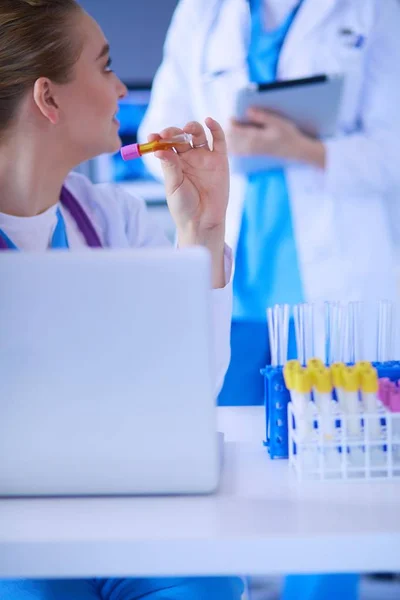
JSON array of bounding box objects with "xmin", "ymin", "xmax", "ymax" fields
[{"xmin": 0, "ymin": 247, "xmax": 219, "ymax": 496}]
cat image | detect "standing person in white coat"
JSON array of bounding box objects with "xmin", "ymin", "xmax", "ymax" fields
[
  {"xmin": 139, "ymin": 0, "xmax": 400, "ymax": 410},
  {"xmin": 139, "ymin": 1, "xmax": 400, "ymax": 599},
  {"xmin": 0, "ymin": 0, "xmax": 244, "ymax": 599}
]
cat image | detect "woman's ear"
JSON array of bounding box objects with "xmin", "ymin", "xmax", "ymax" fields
[{"xmin": 33, "ymin": 78, "xmax": 60, "ymax": 125}]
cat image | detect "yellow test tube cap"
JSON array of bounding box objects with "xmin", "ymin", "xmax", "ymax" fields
[
  {"xmin": 307, "ymin": 358, "xmax": 324, "ymax": 371},
  {"xmin": 294, "ymin": 369, "xmax": 312, "ymax": 394},
  {"xmin": 331, "ymin": 362, "xmax": 345, "ymax": 388},
  {"xmin": 360, "ymin": 368, "xmax": 378, "ymax": 393},
  {"xmin": 342, "ymin": 366, "xmax": 360, "ymax": 393},
  {"xmin": 355, "ymin": 361, "xmax": 374, "ymax": 374},
  {"xmin": 283, "ymin": 360, "xmax": 301, "ymax": 390},
  {"xmin": 285, "ymin": 359, "xmax": 301, "ymax": 370},
  {"xmin": 307, "ymin": 359, "xmax": 324, "ymax": 385},
  {"xmin": 314, "ymin": 367, "xmax": 332, "ymax": 394}
]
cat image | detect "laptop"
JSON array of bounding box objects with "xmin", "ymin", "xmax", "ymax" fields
[{"xmin": 0, "ymin": 247, "xmax": 220, "ymax": 496}]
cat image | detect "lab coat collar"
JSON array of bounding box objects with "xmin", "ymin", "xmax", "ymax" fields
[
  {"xmin": 289, "ymin": 0, "xmax": 337, "ymax": 38},
  {"xmin": 194, "ymin": 0, "xmax": 228, "ymax": 75},
  {"xmin": 279, "ymin": 0, "xmax": 337, "ymax": 68},
  {"xmin": 192, "ymin": 0, "xmax": 250, "ymax": 118}
]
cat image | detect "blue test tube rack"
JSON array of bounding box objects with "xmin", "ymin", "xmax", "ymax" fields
[
  {"xmin": 260, "ymin": 365, "xmax": 291, "ymax": 459},
  {"xmin": 261, "ymin": 361, "xmax": 400, "ymax": 460},
  {"xmin": 371, "ymin": 361, "xmax": 400, "ymax": 381}
]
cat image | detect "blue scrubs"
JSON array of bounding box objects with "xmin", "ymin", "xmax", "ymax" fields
[
  {"xmin": 0, "ymin": 577, "xmax": 244, "ymax": 599},
  {"xmin": 283, "ymin": 574, "xmax": 360, "ymax": 600},
  {"xmin": 218, "ymin": 0, "xmax": 303, "ymax": 407}
]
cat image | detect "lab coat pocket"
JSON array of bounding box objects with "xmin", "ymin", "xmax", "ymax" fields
[{"xmin": 334, "ymin": 44, "xmax": 365, "ymax": 129}]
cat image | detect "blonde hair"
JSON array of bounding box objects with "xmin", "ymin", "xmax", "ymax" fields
[{"xmin": 0, "ymin": 0, "xmax": 83, "ymax": 136}]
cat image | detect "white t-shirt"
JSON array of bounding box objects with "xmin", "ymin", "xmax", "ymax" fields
[
  {"xmin": 0, "ymin": 172, "xmax": 233, "ymax": 394},
  {"xmin": 0, "ymin": 204, "xmax": 59, "ymax": 251}
]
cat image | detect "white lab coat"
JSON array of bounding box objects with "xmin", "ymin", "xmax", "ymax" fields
[
  {"xmin": 62, "ymin": 172, "xmax": 233, "ymax": 394},
  {"xmin": 139, "ymin": 0, "xmax": 400, "ymax": 305}
]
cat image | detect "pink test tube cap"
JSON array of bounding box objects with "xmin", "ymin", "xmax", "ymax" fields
[
  {"xmin": 390, "ymin": 389, "xmax": 400, "ymax": 413},
  {"xmin": 120, "ymin": 143, "xmax": 141, "ymax": 161},
  {"xmin": 378, "ymin": 378, "xmax": 393, "ymax": 406}
]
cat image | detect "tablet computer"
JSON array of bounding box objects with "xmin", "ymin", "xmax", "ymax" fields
[{"xmin": 235, "ymin": 74, "xmax": 344, "ymax": 139}]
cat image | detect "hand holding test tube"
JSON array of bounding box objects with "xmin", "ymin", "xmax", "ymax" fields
[{"xmin": 121, "ymin": 120, "xmax": 230, "ymax": 289}]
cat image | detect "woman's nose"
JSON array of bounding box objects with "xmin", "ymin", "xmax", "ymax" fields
[{"xmin": 116, "ymin": 77, "xmax": 128, "ymax": 100}]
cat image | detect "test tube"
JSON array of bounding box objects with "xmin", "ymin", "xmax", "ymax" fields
[
  {"xmin": 293, "ymin": 304, "xmax": 303, "ymax": 365},
  {"xmin": 121, "ymin": 133, "xmax": 193, "ymax": 161},
  {"xmin": 352, "ymin": 302, "xmax": 364, "ymax": 362},
  {"xmin": 294, "ymin": 303, "xmax": 311, "ymax": 366},
  {"xmin": 342, "ymin": 366, "xmax": 362, "ymax": 437},
  {"xmin": 284, "ymin": 360, "xmax": 301, "ymax": 400},
  {"xmin": 314, "ymin": 367, "xmax": 336, "ymax": 441},
  {"xmin": 360, "ymin": 367, "xmax": 381, "ymax": 440},
  {"xmin": 307, "ymin": 358, "xmax": 324, "ymax": 404},
  {"xmin": 377, "ymin": 300, "xmax": 394, "ymax": 362},
  {"xmin": 292, "ymin": 368, "xmax": 313, "ymax": 441},
  {"xmin": 279, "ymin": 304, "xmax": 290, "ymax": 366},
  {"xmin": 267, "ymin": 304, "xmax": 290, "ymax": 367},
  {"xmin": 355, "ymin": 361, "xmax": 374, "ymax": 374},
  {"xmin": 331, "ymin": 362, "xmax": 346, "ymax": 412},
  {"xmin": 389, "ymin": 389, "xmax": 400, "ymax": 413},
  {"xmin": 378, "ymin": 378, "xmax": 392, "ymax": 408},
  {"xmin": 340, "ymin": 304, "xmax": 350, "ymax": 364},
  {"xmin": 330, "ymin": 302, "xmax": 341, "ymax": 364},
  {"xmin": 324, "ymin": 301, "xmax": 331, "ymax": 366},
  {"xmin": 267, "ymin": 307, "xmax": 278, "ymax": 367},
  {"xmin": 307, "ymin": 358, "xmax": 324, "ymax": 373},
  {"xmin": 304, "ymin": 303, "xmax": 315, "ymax": 364}
]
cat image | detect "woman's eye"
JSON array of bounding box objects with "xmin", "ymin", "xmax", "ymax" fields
[{"xmin": 105, "ymin": 57, "xmax": 113, "ymax": 72}]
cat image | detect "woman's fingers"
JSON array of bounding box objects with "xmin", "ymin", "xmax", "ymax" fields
[
  {"xmin": 147, "ymin": 133, "xmax": 160, "ymax": 143},
  {"xmin": 182, "ymin": 118, "xmax": 227, "ymax": 154},
  {"xmin": 152, "ymin": 117, "xmax": 227, "ymax": 157},
  {"xmin": 204, "ymin": 117, "xmax": 227, "ymax": 154},
  {"xmin": 247, "ymin": 107, "xmax": 291, "ymax": 129},
  {"xmin": 158, "ymin": 126, "xmax": 191, "ymax": 153},
  {"xmin": 183, "ymin": 121, "xmax": 209, "ymax": 150},
  {"xmin": 153, "ymin": 129, "xmax": 184, "ymax": 191}
]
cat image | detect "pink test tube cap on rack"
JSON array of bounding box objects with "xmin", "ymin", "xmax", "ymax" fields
[
  {"xmin": 390, "ymin": 389, "xmax": 400, "ymax": 412},
  {"xmin": 378, "ymin": 378, "xmax": 392, "ymax": 406}
]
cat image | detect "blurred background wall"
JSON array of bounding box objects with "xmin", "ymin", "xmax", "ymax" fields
[{"xmin": 79, "ymin": 0, "xmax": 178, "ymax": 84}]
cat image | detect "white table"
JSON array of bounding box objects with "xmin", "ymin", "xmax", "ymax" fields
[{"xmin": 1, "ymin": 407, "xmax": 399, "ymax": 578}]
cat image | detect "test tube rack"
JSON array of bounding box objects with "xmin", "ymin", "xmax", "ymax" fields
[
  {"xmin": 261, "ymin": 365, "xmax": 289, "ymax": 459},
  {"xmin": 288, "ymin": 399, "xmax": 400, "ymax": 481},
  {"xmin": 261, "ymin": 361, "xmax": 400, "ymax": 460}
]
